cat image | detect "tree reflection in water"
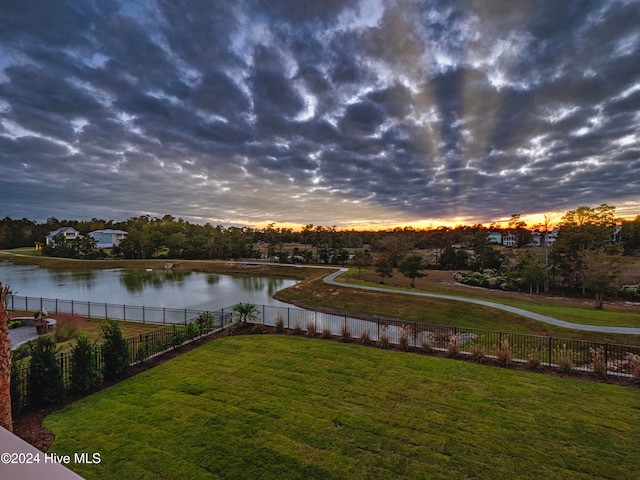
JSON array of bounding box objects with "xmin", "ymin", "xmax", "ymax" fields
[{"xmin": 119, "ymin": 269, "xmax": 191, "ymax": 293}]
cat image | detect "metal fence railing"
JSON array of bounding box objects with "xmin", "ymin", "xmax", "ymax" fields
[
  {"xmin": 11, "ymin": 306, "xmax": 236, "ymax": 411},
  {"xmin": 251, "ymin": 304, "xmax": 640, "ymax": 378},
  {"xmin": 9, "ymin": 298, "xmax": 640, "ymax": 413},
  {"xmin": 8, "ymin": 294, "xmax": 208, "ymax": 324}
]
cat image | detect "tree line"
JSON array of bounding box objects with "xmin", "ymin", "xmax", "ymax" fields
[{"xmin": 2, "ymin": 206, "xmax": 640, "ymax": 305}]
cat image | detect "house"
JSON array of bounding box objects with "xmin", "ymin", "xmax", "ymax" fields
[
  {"xmin": 45, "ymin": 227, "xmax": 80, "ymax": 245},
  {"xmin": 487, "ymin": 232, "xmax": 502, "ymax": 244},
  {"xmin": 502, "ymin": 232, "xmax": 517, "ymax": 247},
  {"xmin": 89, "ymin": 229, "xmax": 128, "ymax": 249}
]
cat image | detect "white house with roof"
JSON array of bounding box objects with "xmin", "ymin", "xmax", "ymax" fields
[
  {"xmin": 89, "ymin": 229, "xmax": 128, "ymax": 249},
  {"xmin": 45, "ymin": 227, "xmax": 80, "ymax": 245}
]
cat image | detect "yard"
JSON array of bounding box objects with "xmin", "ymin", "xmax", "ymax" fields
[{"xmin": 44, "ymin": 335, "xmax": 640, "ymax": 479}]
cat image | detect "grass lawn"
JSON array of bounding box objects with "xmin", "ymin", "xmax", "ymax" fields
[
  {"xmin": 277, "ymin": 273, "xmax": 640, "ymax": 346},
  {"xmin": 44, "ymin": 335, "xmax": 640, "ymax": 479},
  {"xmin": 339, "ymin": 268, "xmax": 640, "ymax": 327}
]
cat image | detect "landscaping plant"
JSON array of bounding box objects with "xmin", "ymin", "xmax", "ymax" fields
[
  {"xmin": 28, "ymin": 336, "xmax": 65, "ymax": 408},
  {"xmin": 70, "ymin": 335, "xmax": 103, "ymax": 393},
  {"xmin": 101, "ymin": 320, "xmax": 130, "ymax": 380}
]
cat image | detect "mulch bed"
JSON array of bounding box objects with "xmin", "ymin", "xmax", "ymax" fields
[{"xmin": 13, "ymin": 323, "xmax": 638, "ymax": 452}]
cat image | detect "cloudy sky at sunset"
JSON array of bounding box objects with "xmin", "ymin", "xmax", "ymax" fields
[{"xmin": 1, "ymin": 0, "xmax": 639, "ymax": 229}]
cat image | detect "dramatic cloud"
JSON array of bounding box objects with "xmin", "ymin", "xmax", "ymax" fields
[{"xmin": 1, "ymin": 0, "xmax": 639, "ymax": 228}]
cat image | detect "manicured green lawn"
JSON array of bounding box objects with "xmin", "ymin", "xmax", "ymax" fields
[{"xmin": 44, "ymin": 336, "xmax": 640, "ymax": 479}]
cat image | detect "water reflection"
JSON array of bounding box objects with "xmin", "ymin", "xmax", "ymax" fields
[
  {"xmin": 0, "ymin": 262, "xmax": 298, "ymax": 310},
  {"xmin": 119, "ymin": 269, "xmax": 191, "ymax": 293},
  {"xmin": 51, "ymin": 270, "xmax": 97, "ymax": 288}
]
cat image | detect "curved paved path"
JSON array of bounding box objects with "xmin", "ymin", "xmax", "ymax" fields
[{"xmin": 324, "ymin": 269, "xmax": 640, "ymax": 334}]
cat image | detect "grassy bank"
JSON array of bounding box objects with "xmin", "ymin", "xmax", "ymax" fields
[
  {"xmin": 44, "ymin": 335, "xmax": 640, "ymax": 479},
  {"xmin": 276, "ymin": 271, "xmax": 640, "ymax": 346},
  {"xmin": 4, "ymin": 250, "xmax": 639, "ymax": 344},
  {"xmin": 0, "ymin": 248, "xmax": 329, "ymax": 279}
]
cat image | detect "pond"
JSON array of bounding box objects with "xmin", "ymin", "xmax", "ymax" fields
[{"xmin": 0, "ymin": 261, "xmax": 298, "ymax": 312}]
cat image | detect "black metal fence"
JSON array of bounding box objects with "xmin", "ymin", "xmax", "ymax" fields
[
  {"xmin": 8, "ymin": 294, "xmax": 206, "ymax": 324},
  {"xmin": 251, "ymin": 304, "xmax": 640, "ymax": 378},
  {"xmin": 9, "ymin": 299, "xmax": 640, "ymax": 412},
  {"xmin": 11, "ymin": 307, "xmax": 236, "ymax": 411}
]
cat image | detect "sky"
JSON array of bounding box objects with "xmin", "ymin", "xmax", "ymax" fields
[{"xmin": 0, "ymin": 0, "xmax": 639, "ymax": 230}]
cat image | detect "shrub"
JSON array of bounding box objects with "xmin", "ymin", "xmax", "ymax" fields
[
  {"xmin": 136, "ymin": 336, "xmax": 151, "ymax": 362},
  {"xmin": 590, "ymin": 347, "xmax": 607, "ymax": 376},
  {"xmin": 53, "ymin": 313, "xmax": 85, "ymax": 343},
  {"xmin": 618, "ymin": 284, "xmax": 640, "ymax": 301},
  {"xmin": 70, "ymin": 335, "xmax": 103, "ymax": 393},
  {"xmin": 527, "ymin": 349, "xmax": 542, "ymax": 370},
  {"xmin": 628, "ymin": 353, "xmax": 640, "ymax": 379},
  {"xmin": 359, "ymin": 330, "xmax": 372, "ymax": 346},
  {"xmin": 399, "ymin": 334, "xmax": 410, "ymax": 351},
  {"xmin": 378, "ymin": 335, "xmax": 390, "ymax": 349},
  {"xmin": 233, "ymin": 303, "xmax": 258, "ymax": 323},
  {"xmin": 495, "ymin": 339, "xmax": 512, "ymax": 367},
  {"xmin": 7, "ymin": 319, "xmax": 22, "ymax": 329},
  {"xmin": 102, "ymin": 320, "xmax": 130, "ymax": 380},
  {"xmin": 421, "ymin": 340, "xmax": 433, "ymax": 354},
  {"xmin": 28, "ymin": 336, "xmax": 64, "ymax": 408},
  {"xmin": 321, "ymin": 328, "xmax": 332, "ymax": 339},
  {"xmin": 555, "ymin": 344, "xmax": 574, "ymax": 373},
  {"xmin": 470, "ymin": 344, "xmax": 486, "ymax": 364},
  {"xmin": 341, "ymin": 325, "xmax": 352, "ymax": 343},
  {"xmin": 195, "ymin": 312, "xmax": 214, "ymax": 333},
  {"xmin": 306, "ymin": 322, "xmax": 317, "ymax": 337},
  {"xmin": 293, "ymin": 324, "xmax": 303, "ymax": 336},
  {"xmin": 275, "ymin": 314, "xmax": 284, "ymax": 333},
  {"xmin": 446, "ymin": 335, "xmax": 460, "ymax": 358}
]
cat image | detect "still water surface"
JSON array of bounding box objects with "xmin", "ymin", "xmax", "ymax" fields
[{"xmin": 0, "ymin": 261, "xmax": 297, "ymax": 311}]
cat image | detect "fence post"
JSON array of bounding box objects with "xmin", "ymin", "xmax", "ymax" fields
[
  {"xmin": 71, "ymin": 300, "xmax": 74, "ymax": 314},
  {"xmin": 55, "ymin": 298, "xmax": 58, "ymax": 313},
  {"xmin": 105, "ymin": 302, "xmax": 108, "ymax": 319},
  {"xmin": 604, "ymin": 343, "xmax": 609, "ymax": 372},
  {"xmin": 163, "ymin": 307, "xmax": 166, "ymax": 325},
  {"xmin": 184, "ymin": 309, "xmax": 187, "ymax": 323},
  {"xmin": 548, "ymin": 337, "xmax": 553, "ymax": 366},
  {"xmin": 88, "ymin": 301, "xmax": 91, "ymax": 319},
  {"xmin": 143, "ymin": 306, "xmax": 145, "ymax": 324},
  {"xmin": 123, "ymin": 304, "xmax": 126, "ymax": 321},
  {"xmin": 40, "ymin": 297, "xmax": 43, "ymax": 311}
]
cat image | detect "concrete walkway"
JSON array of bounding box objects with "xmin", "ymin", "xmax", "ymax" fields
[
  {"xmin": 324, "ymin": 269, "xmax": 640, "ymax": 335},
  {"xmin": 8, "ymin": 326, "xmax": 39, "ymax": 349}
]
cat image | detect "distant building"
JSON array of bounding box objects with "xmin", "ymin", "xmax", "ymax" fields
[
  {"xmin": 502, "ymin": 232, "xmax": 517, "ymax": 247},
  {"xmin": 487, "ymin": 232, "xmax": 502, "ymax": 244},
  {"xmin": 88, "ymin": 229, "xmax": 128, "ymax": 249},
  {"xmin": 45, "ymin": 227, "xmax": 80, "ymax": 245}
]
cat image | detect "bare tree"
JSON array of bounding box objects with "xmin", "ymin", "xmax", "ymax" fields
[{"xmin": 0, "ymin": 282, "xmax": 12, "ymax": 431}]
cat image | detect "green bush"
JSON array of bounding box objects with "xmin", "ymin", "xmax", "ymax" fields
[
  {"xmin": 102, "ymin": 320, "xmax": 130, "ymax": 380},
  {"xmin": 28, "ymin": 336, "xmax": 65, "ymax": 408},
  {"xmin": 70, "ymin": 335, "xmax": 103, "ymax": 393},
  {"xmin": 619, "ymin": 284, "xmax": 640, "ymax": 301}
]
